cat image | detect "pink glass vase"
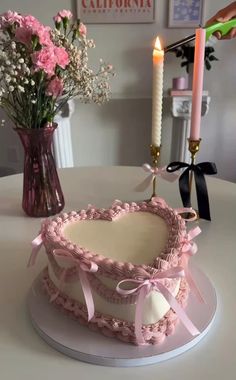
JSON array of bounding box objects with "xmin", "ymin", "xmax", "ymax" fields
[{"xmin": 16, "ymin": 125, "xmax": 65, "ymax": 217}]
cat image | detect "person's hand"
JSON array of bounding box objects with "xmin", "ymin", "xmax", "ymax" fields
[{"xmin": 206, "ymin": 1, "xmax": 236, "ymax": 39}]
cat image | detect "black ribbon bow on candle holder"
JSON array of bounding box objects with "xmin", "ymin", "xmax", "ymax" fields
[{"xmin": 166, "ymin": 161, "xmax": 217, "ymax": 221}]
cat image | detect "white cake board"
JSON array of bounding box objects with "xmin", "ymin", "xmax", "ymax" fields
[{"xmin": 27, "ymin": 266, "xmax": 217, "ymax": 367}]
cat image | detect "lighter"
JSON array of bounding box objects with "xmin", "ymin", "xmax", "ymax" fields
[{"xmin": 164, "ymin": 19, "xmax": 236, "ymax": 53}]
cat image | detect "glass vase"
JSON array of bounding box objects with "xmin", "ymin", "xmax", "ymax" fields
[{"xmin": 16, "ymin": 124, "xmax": 65, "ymax": 217}]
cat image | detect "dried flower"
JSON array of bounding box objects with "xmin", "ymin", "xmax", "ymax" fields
[{"xmin": 0, "ymin": 9, "xmax": 114, "ymax": 129}]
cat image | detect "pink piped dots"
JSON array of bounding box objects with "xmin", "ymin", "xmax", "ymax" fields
[
  {"xmin": 53, "ymin": 236, "xmax": 61, "ymax": 242},
  {"xmin": 123, "ymin": 203, "xmax": 130, "ymax": 210},
  {"xmin": 152, "ymin": 332, "xmax": 165, "ymax": 344},
  {"xmin": 68, "ymin": 211, "xmax": 77, "ymax": 216}
]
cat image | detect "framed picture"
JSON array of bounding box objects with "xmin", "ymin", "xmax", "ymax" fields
[
  {"xmin": 168, "ymin": 0, "xmax": 205, "ymax": 28},
  {"xmin": 76, "ymin": 0, "xmax": 155, "ymax": 24}
]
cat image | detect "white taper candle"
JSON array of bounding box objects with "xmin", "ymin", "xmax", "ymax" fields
[{"xmin": 152, "ymin": 37, "xmax": 164, "ymax": 147}]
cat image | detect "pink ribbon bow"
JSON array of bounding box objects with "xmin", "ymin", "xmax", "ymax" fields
[
  {"xmin": 135, "ymin": 163, "xmax": 178, "ymax": 192},
  {"xmin": 175, "ymin": 207, "xmax": 198, "ymax": 222},
  {"xmin": 51, "ymin": 249, "xmax": 98, "ymax": 321},
  {"xmin": 28, "ymin": 233, "xmax": 43, "ymax": 267},
  {"xmin": 180, "ymin": 226, "xmax": 205, "ymax": 303},
  {"xmin": 116, "ymin": 266, "xmax": 200, "ymax": 345}
]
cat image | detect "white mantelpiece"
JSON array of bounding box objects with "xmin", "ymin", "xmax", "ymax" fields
[
  {"xmin": 169, "ymin": 90, "xmax": 211, "ymax": 163},
  {"xmin": 53, "ymin": 100, "xmax": 74, "ymax": 169}
]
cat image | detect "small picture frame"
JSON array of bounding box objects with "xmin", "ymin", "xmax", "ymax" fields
[{"xmin": 168, "ymin": 0, "xmax": 205, "ymax": 28}]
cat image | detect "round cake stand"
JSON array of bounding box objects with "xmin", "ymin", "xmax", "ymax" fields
[{"xmin": 27, "ymin": 265, "xmax": 217, "ymax": 367}]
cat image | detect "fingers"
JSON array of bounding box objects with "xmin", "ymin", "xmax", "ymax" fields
[
  {"xmin": 215, "ymin": 1, "xmax": 236, "ymax": 22},
  {"xmin": 205, "ymin": 2, "xmax": 236, "ymax": 26},
  {"xmin": 220, "ymin": 27, "xmax": 236, "ymax": 39},
  {"xmin": 213, "ymin": 31, "xmax": 222, "ymax": 39},
  {"xmin": 209, "ymin": 27, "xmax": 236, "ymax": 40},
  {"xmin": 205, "ymin": 16, "xmax": 218, "ymax": 27}
]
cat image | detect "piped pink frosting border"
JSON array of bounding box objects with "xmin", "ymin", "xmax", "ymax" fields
[
  {"xmin": 42, "ymin": 267, "xmax": 189, "ymax": 345},
  {"xmin": 41, "ymin": 198, "xmax": 186, "ymax": 281}
]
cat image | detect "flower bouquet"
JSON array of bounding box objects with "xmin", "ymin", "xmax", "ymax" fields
[{"xmin": 0, "ymin": 9, "xmax": 114, "ymax": 217}]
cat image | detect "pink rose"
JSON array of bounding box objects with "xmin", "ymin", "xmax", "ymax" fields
[
  {"xmin": 54, "ymin": 46, "xmax": 69, "ymax": 69},
  {"xmin": 79, "ymin": 22, "xmax": 87, "ymax": 36},
  {"xmin": 46, "ymin": 77, "xmax": 64, "ymax": 98},
  {"xmin": 58, "ymin": 10, "xmax": 73, "ymax": 19},
  {"xmin": 31, "ymin": 46, "xmax": 56, "ymax": 76}
]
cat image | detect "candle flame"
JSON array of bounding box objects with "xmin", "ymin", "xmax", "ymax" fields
[{"xmin": 154, "ymin": 37, "xmax": 162, "ymax": 51}]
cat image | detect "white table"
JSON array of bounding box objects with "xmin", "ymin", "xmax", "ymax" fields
[{"xmin": 0, "ymin": 166, "xmax": 235, "ymax": 380}]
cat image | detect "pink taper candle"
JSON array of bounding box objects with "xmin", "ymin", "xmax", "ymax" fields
[{"xmin": 190, "ymin": 28, "xmax": 206, "ymax": 140}]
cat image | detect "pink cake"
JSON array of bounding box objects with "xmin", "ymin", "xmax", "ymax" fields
[{"xmin": 30, "ymin": 197, "xmax": 201, "ymax": 345}]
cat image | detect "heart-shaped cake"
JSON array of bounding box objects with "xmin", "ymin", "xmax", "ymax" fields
[{"xmin": 37, "ymin": 197, "xmax": 199, "ymax": 345}]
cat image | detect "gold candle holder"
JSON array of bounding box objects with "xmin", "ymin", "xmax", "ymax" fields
[
  {"xmin": 178, "ymin": 139, "xmax": 201, "ymax": 221},
  {"xmin": 150, "ymin": 144, "xmax": 161, "ymax": 198},
  {"xmin": 188, "ymin": 138, "xmax": 201, "ymax": 195}
]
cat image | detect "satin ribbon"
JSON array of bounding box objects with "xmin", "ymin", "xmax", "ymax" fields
[
  {"xmin": 175, "ymin": 207, "xmax": 198, "ymax": 222},
  {"xmin": 116, "ymin": 267, "xmax": 200, "ymax": 345},
  {"xmin": 135, "ymin": 163, "xmax": 178, "ymax": 192},
  {"xmin": 180, "ymin": 226, "xmax": 205, "ymax": 303},
  {"xmin": 166, "ymin": 161, "xmax": 217, "ymax": 221},
  {"xmin": 28, "ymin": 233, "xmax": 43, "ymax": 267},
  {"xmin": 151, "ymin": 199, "xmax": 198, "ymax": 222},
  {"xmin": 51, "ymin": 249, "xmax": 98, "ymax": 321}
]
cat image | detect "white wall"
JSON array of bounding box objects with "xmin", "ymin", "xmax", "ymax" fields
[{"xmin": 0, "ymin": 0, "xmax": 236, "ymax": 182}]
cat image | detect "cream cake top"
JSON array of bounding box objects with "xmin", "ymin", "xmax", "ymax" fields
[
  {"xmin": 63, "ymin": 212, "xmax": 168, "ymax": 265},
  {"xmin": 42, "ymin": 198, "xmax": 186, "ymax": 279}
]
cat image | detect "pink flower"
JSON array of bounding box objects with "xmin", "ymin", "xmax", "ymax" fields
[
  {"xmin": 32, "ymin": 45, "xmax": 69, "ymax": 76},
  {"xmin": 79, "ymin": 22, "xmax": 87, "ymax": 36},
  {"xmin": 31, "ymin": 46, "xmax": 56, "ymax": 76},
  {"xmin": 37, "ymin": 25, "xmax": 51, "ymax": 46},
  {"xmin": 15, "ymin": 15, "xmax": 51, "ymax": 47},
  {"xmin": 21, "ymin": 15, "xmax": 41, "ymax": 31},
  {"xmin": 46, "ymin": 77, "xmax": 64, "ymax": 98},
  {"xmin": 54, "ymin": 46, "xmax": 69, "ymax": 69},
  {"xmin": 15, "ymin": 25, "xmax": 51, "ymax": 47},
  {"xmin": 58, "ymin": 10, "xmax": 73, "ymax": 19},
  {"xmin": 15, "ymin": 27, "xmax": 32, "ymax": 46},
  {"xmin": 0, "ymin": 10, "xmax": 23, "ymax": 28},
  {"xmin": 53, "ymin": 15, "xmax": 62, "ymax": 23}
]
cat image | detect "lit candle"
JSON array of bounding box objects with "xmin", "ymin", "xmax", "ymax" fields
[
  {"xmin": 152, "ymin": 36, "xmax": 164, "ymax": 147},
  {"xmin": 190, "ymin": 28, "xmax": 206, "ymax": 140}
]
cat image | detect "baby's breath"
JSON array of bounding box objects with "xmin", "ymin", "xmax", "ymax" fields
[{"xmin": 0, "ymin": 10, "xmax": 114, "ymax": 129}]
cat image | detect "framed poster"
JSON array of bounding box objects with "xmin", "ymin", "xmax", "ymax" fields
[
  {"xmin": 168, "ymin": 0, "xmax": 205, "ymax": 28},
  {"xmin": 77, "ymin": 0, "xmax": 155, "ymax": 24}
]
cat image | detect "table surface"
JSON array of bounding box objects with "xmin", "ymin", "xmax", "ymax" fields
[{"xmin": 0, "ymin": 166, "xmax": 235, "ymax": 380}]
